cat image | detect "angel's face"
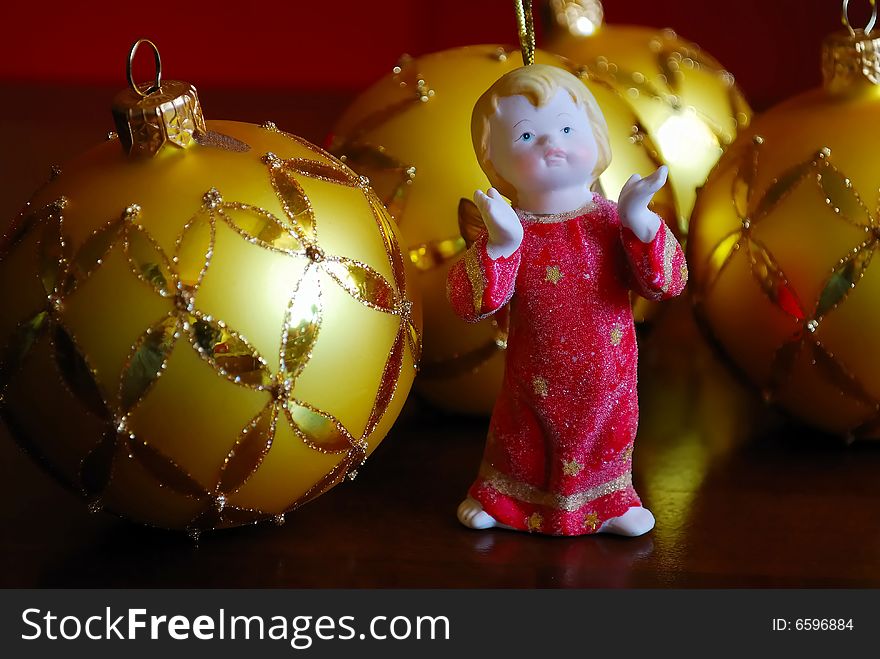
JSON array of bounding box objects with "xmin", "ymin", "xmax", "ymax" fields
[{"xmin": 487, "ymin": 88, "xmax": 598, "ymax": 200}]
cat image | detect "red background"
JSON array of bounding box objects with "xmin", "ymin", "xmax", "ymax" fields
[{"xmin": 0, "ymin": 0, "xmax": 861, "ymax": 109}]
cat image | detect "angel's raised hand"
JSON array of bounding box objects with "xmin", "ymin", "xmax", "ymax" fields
[
  {"xmin": 618, "ymin": 166, "xmax": 667, "ymax": 242},
  {"xmin": 473, "ymin": 188, "xmax": 523, "ymax": 258}
]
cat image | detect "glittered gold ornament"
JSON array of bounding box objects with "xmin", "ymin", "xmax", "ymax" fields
[
  {"xmin": 0, "ymin": 41, "xmax": 421, "ymax": 533},
  {"xmin": 543, "ymin": 0, "xmax": 752, "ymax": 234},
  {"xmin": 688, "ymin": 7, "xmax": 880, "ymax": 440},
  {"xmin": 330, "ymin": 45, "xmax": 671, "ymax": 414}
]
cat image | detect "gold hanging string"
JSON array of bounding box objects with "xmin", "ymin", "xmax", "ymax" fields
[
  {"xmin": 514, "ymin": 0, "xmax": 536, "ymax": 65},
  {"xmin": 842, "ymin": 0, "xmax": 877, "ymax": 36}
]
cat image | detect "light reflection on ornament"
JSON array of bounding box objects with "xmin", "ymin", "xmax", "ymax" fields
[
  {"xmin": 574, "ymin": 16, "xmax": 597, "ymax": 36},
  {"xmin": 655, "ymin": 111, "xmax": 719, "ymax": 169}
]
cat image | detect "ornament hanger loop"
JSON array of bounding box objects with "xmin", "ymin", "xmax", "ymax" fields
[
  {"xmin": 514, "ymin": 0, "xmax": 536, "ymax": 65},
  {"xmin": 842, "ymin": 0, "xmax": 877, "ymax": 36},
  {"xmin": 127, "ymin": 38, "xmax": 163, "ymax": 98}
]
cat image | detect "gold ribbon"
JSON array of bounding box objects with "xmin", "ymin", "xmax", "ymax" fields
[
  {"xmin": 514, "ymin": 0, "xmax": 536, "ymax": 66},
  {"xmin": 479, "ymin": 462, "xmax": 632, "ymax": 512}
]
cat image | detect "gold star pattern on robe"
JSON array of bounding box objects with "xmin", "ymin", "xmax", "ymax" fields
[
  {"xmin": 527, "ymin": 512, "xmax": 543, "ymax": 532},
  {"xmin": 622, "ymin": 445, "xmax": 634, "ymax": 462},
  {"xmin": 610, "ymin": 325, "xmax": 623, "ymax": 346},
  {"xmin": 532, "ymin": 376, "xmax": 549, "ymax": 397},
  {"xmin": 584, "ymin": 512, "xmax": 600, "ymax": 531},
  {"xmin": 545, "ymin": 265, "xmax": 564, "ymax": 284},
  {"xmin": 563, "ymin": 459, "xmax": 583, "ymax": 477}
]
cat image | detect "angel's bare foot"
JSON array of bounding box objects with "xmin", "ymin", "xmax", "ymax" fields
[
  {"xmin": 598, "ymin": 506, "xmax": 655, "ymax": 537},
  {"xmin": 457, "ymin": 497, "xmax": 512, "ymax": 530}
]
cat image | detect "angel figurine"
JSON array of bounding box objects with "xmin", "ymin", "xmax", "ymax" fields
[{"xmin": 447, "ymin": 64, "xmax": 687, "ymax": 536}]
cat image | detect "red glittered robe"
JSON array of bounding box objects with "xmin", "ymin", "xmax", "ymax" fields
[{"xmin": 447, "ymin": 195, "xmax": 687, "ymax": 535}]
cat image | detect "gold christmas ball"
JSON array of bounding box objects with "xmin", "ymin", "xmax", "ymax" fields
[
  {"xmin": 330, "ymin": 44, "xmax": 671, "ymax": 414},
  {"xmin": 688, "ymin": 24, "xmax": 880, "ymax": 440},
  {"xmin": 0, "ymin": 44, "xmax": 421, "ymax": 532},
  {"xmin": 543, "ymin": 0, "xmax": 752, "ymax": 234}
]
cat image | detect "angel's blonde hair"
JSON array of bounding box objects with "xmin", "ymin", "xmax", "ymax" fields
[{"xmin": 471, "ymin": 64, "xmax": 611, "ymax": 202}]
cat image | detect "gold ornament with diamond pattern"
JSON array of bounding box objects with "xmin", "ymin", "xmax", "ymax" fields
[
  {"xmin": 330, "ymin": 44, "xmax": 672, "ymax": 414},
  {"xmin": 688, "ymin": 3, "xmax": 880, "ymax": 440},
  {"xmin": 542, "ymin": 0, "xmax": 752, "ymax": 234},
  {"xmin": 0, "ymin": 40, "xmax": 422, "ymax": 533}
]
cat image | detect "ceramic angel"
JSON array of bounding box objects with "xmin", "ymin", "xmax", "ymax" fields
[{"xmin": 447, "ymin": 64, "xmax": 687, "ymax": 536}]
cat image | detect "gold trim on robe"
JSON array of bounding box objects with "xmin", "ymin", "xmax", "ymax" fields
[{"xmin": 478, "ymin": 462, "xmax": 632, "ymax": 512}]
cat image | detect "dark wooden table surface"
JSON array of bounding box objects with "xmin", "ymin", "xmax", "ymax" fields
[{"xmin": 1, "ymin": 85, "xmax": 878, "ymax": 588}]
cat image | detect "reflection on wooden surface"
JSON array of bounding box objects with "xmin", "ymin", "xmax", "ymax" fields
[{"xmin": 1, "ymin": 86, "xmax": 879, "ymax": 587}]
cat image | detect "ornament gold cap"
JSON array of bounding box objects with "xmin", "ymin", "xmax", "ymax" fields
[
  {"xmin": 822, "ymin": 0, "xmax": 880, "ymax": 92},
  {"xmin": 111, "ymin": 39, "xmax": 207, "ymax": 157},
  {"xmin": 545, "ymin": 0, "xmax": 605, "ymax": 37}
]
